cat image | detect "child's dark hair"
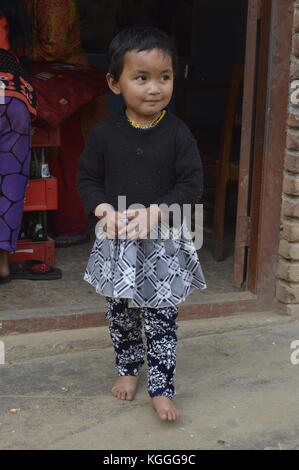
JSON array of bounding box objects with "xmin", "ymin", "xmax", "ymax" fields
[
  {"xmin": 0, "ymin": 0, "xmax": 32, "ymax": 53},
  {"xmin": 108, "ymin": 25, "xmax": 179, "ymax": 81}
]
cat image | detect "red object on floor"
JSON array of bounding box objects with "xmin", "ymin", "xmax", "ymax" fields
[
  {"xmin": 8, "ymin": 239, "xmax": 56, "ymax": 265},
  {"xmin": 30, "ymin": 263, "xmax": 51, "ymax": 273},
  {"xmin": 47, "ymin": 108, "xmax": 88, "ymax": 235}
]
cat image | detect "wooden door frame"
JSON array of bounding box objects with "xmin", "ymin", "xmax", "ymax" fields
[
  {"xmin": 181, "ymin": 0, "xmax": 293, "ymax": 319},
  {"xmin": 246, "ymin": 0, "xmax": 293, "ymax": 302}
]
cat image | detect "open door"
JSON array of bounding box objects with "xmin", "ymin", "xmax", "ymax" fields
[{"xmin": 233, "ymin": 0, "xmax": 271, "ymax": 286}]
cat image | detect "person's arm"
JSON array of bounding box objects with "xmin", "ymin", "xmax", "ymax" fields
[
  {"xmin": 0, "ymin": 17, "xmax": 10, "ymax": 50},
  {"xmin": 77, "ymin": 124, "xmax": 110, "ymax": 217}
]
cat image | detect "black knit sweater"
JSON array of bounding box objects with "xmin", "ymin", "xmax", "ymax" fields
[{"xmin": 77, "ymin": 106, "xmax": 203, "ymax": 218}]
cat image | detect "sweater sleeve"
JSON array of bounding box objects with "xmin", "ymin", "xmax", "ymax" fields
[
  {"xmin": 152, "ymin": 121, "xmax": 203, "ymax": 208},
  {"xmin": 77, "ymin": 124, "xmax": 109, "ymax": 216}
]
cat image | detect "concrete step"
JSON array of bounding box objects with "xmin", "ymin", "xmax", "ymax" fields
[{"xmin": 1, "ymin": 310, "xmax": 293, "ymax": 364}]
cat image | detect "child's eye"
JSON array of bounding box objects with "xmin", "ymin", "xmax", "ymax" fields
[{"xmin": 135, "ymin": 75, "xmax": 171, "ymax": 82}]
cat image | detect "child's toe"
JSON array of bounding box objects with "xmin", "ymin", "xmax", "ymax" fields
[
  {"xmin": 160, "ymin": 410, "xmax": 168, "ymax": 420},
  {"xmin": 126, "ymin": 391, "xmax": 134, "ymax": 400}
]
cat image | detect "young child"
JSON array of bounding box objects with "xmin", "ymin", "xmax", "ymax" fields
[{"xmin": 77, "ymin": 25, "xmax": 207, "ymax": 422}]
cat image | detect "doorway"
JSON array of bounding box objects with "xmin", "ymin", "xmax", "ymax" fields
[
  {"xmin": 0, "ymin": 0, "xmax": 293, "ymax": 334},
  {"xmin": 82, "ymin": 0, "xmax": 250, "ymax": 300}
]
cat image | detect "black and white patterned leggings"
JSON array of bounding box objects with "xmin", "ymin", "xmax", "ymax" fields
[{"xmin": 105, "ymin": 297, "xmax": 179, "ymax": 399}]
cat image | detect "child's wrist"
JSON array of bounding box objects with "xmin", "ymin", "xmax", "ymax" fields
[{"xmin": 94, "ymin": 203, "xmax": 114, "ymax": 219}]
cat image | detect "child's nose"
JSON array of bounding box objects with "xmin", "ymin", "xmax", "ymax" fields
[{"xmin": 147, "ymin": 81, "xmax": 161, "ymax": 94}]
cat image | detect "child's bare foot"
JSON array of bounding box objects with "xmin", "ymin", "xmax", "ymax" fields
[
  {"xmin": 111, "ymin": 375, "xmax": 139, "ymax": 401},
  {"xmin": 151, "ymin": 396, "xmax": 181, "ymax": 421}
]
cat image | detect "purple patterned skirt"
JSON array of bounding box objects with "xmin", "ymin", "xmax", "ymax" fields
[{"xmin": 0, "ymin": 97, "xmax": 31, "ymax": 252}]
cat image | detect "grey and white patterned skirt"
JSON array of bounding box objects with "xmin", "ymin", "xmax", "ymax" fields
[{"xmin": 84, "ymin": 218, "xmax": 207, "ymax": 308}]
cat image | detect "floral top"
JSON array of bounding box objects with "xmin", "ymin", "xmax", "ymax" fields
[{"xmin": 0, "ymin": 48, "xmax": 37, "ymax": 117}]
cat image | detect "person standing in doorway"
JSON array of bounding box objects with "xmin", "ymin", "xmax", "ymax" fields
[{"xmin": 77, "ymin": 26, "xmax": 207, "ymax": 421}]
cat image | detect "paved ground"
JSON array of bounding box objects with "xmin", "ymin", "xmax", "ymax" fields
[{"xmin": 1, "ymin": 310, "xmax": 299, "ymax": 450}]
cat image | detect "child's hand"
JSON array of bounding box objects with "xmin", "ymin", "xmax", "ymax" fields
[
  {"xmin": 95, "ymin": 204, "xmax": 127, "ymax": 239},
  {"xmin": 104, "ymin": 210, "xmax": 128, "ymax": 239},
  {"xmin": 118, "ymin": 205, "xmax": 163, "ymax": 240}
]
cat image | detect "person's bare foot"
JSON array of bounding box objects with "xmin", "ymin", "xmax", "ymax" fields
[
  {"xmin": 151, "ymin": 396, "xmax": 181, "ymax": 421},
  {"xmin": 0, "ymin": 249, "xmax": 10, "ymax": 278},
  {"xmin": 111, "ymin": 375, "xmax": 139, "ymax": 401}
]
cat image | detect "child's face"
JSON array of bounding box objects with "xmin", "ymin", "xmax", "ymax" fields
[{"xmin": 107, "ymin": 48, "xmax": 174, "ymax": 121}]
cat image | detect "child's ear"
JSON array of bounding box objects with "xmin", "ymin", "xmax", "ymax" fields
[{"xmin": 106, "ymin": 73, "xmax": 121, "ymax": 95}]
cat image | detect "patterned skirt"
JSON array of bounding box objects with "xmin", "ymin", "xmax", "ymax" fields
[{"xmin": 84, "ymin": 218, "xmax": 207, "ymax": 308}]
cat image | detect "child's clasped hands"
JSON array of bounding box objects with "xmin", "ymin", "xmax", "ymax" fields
[{"xmin": 95, "ymin": 204, "xmax": 162, "ymax": 240}]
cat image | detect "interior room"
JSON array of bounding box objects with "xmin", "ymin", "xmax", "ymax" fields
[{"xmin": 0, "ymin": 0, "xmax": 250, "ymax": 319}]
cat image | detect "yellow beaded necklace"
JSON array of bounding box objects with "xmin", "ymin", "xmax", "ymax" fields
[{"xmin": 127, "ymin": 109, "xmax": 166, "ymax": 129}]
